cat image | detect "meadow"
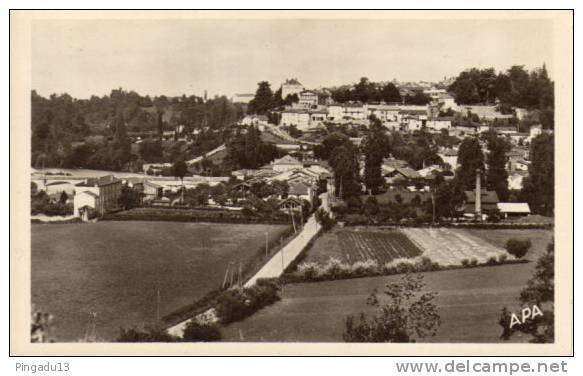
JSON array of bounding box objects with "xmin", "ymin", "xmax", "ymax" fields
[
  {"xmin": 31, "ymin": 221, "xmax": 289, "ymax": 341},
  {"xmin": 223, "ymin": 229, "xmax": 553, "ymax": 342}
]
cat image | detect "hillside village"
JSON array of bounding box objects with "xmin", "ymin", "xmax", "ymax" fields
[
  {"xmin": 31, "ymin": 66, "xmax": 556, "ymax": 343},
  {"xmin": 32, "ymin": 69, "xmax": 553, "ymax": 225}
]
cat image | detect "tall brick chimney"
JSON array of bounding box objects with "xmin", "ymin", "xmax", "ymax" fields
[{"xmin": 475, "ymin": 168, "xmax": 481, "ymax": 220}]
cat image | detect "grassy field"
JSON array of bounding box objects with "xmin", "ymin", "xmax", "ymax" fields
[
  {"xmin": 31, "ymin": 221, "xmax": 289, "ymax": 342},
  {"xmin": 304, "ymin": 227, "xmax": 421, "ymax": 264},
  {"xmin": 223, "ymin": 229, "xmax": 553, "ymax": 342}
]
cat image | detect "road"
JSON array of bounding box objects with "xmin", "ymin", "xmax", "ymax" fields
[
  {"xmin": 245, "ymin": 193, "xmax": 328, "ymax": 286},
  {"xmin": 167, "ymin": 193, "xmax": 330, "ymax": 337}
]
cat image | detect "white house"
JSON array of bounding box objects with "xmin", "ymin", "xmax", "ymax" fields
[
  {"xmin": 508, "ymin": 171, "xmax": 527, "ymax": 190},
  {"xmin": 327, "ymin": 104, "xmax": 344, "ymax": 121},
  {"xmin": 426, "ymin": 117, "xmax": 452, "ymax": 132},
  {"xmin": 240, "ymin": 114, "xmax": 269, "ymax": 127},
  {"xmin": 281, "ymin": 78, "xmax": 304, "ymax": 99},
  {"xmin": 73, "ymin": 191, "xmax": 99, "ymax": 220},
  {"xmin": 299, "ymin": 90, "xmax": 318, "ymax": 108},
  {"xmin": 437, "ymin": 148, "xmax": 458, "ymax": 170},
  {"xmin": 281, "ymin": 109, "xmax": 311, "ymax": 130}
]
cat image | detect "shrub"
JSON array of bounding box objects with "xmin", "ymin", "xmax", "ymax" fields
[
  {"xmin": 469, "ymin": 258, "xmax": 479, "ymax": 267},
  {"xmin": 343, "ymin": 214, "xmax": 368, "ymax": 226},
  {"xmin": 486, "ymin": 256, "xmax": 498, "ymax": 265},
  {"xmin": 505, "ymin": 239, "xmax": 532, "ymax": 259},
  {"xmin": 182, "ymin": 321, "xmax": 221, "ymax": 342},
  {"xmin": 498, "ymin": 254, "xmax": 508, "ymax": 263},
  {"xmin": 351, "ymin": 259, "xmax": 380, "ymax": 276},
  {"xmin": 297, "ymin": 262, "xmax": 321, "ymax": 280},
  {"xmin": 460, "ymin": 259, "xmax": 470, "ymax": 267},
  {"xmin": 214, "ymin": 279, "xmax": 280, "ymax": 324},
  {"xmin": 416, "ymin": 257, "xmax": 440, "ymax": 272},
  {"xmin": 315, "ymin": 208, "xmax": 336, "ymax": 231},
  {"xmin": 322, "ymin": 257, "xmax": 351, "ymax": 279},
  {"xmin": 117, "ymin": 327, "xmax": 178, "ymax": 342}
]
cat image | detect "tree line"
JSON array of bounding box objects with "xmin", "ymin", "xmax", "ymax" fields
[
  {"xmin": 31, "ymin": 89, "xmax": 245, "ymax": 170},
  {"xmin": 448, "ymin": 65, "xmax": 554, "ymax": 128}
]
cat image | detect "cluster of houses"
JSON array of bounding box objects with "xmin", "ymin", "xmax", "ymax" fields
[
  {"xmin": 237, "ymin": 78, "xmax": 549, "ymax": 151},
  {"xmin": 231, "ymin": 154, "xmax": 331, "ymax": 212}
]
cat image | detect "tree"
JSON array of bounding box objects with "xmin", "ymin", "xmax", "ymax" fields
[
  {"xmin": 329, "ymin": 143, "xmax": 361, "ymax": 199},
  {"xmin": 485, "ymin": 131, "xmax": 510, "ymax": 201},
  {"xmin": 379, "ymin": 83, "xmax": 402, "ymax": 103},
  {"xmin": 363, "ymin": 116, "xmax": 390, "ymax": 193},
  {"xmin": 403, "ymin": 91, "xmax": 432, "ymax": 105},
  {"xmin": 455, "ymin": 137, "xmax": 484, "ymax": 191},
  {"xmin": 433, "ymin": 178, "xmax": 464, "ymax": 220},
  {"xmin": 505, "ymin": 238, "xmax": 532, "ymax": 259},
  {"xmin": 500, "ymin": 240, "xmax": 554, "ymax": 343},
  {"xmin": 156, "ymin": 110, "xmax": 164, "ymax": 140},
  {"xmin": 225, "ymin": 126, "xmax": 279, "ymax": 170},
  {"xmin": 313, "ymin": 132, "xmax": 351, "ymax": 160},
  {"xmin": 248, "ymin": 81, "xmax": 274, "ymax": 115},
  {"xmin": 343, "ymin": 274, "xmax": 440, "ymax": 342},
  {"xmin": 520, "ymin": 133, "xmax": 554, "ymax": 215},
  {"xmin": 172, "ymin": 159, "xmax": 188, "ymax": 203},
  {"xmin": 59, "ymin": 191, "xmax": 69, "ymax": 205},
  {"xmin": 119, "ymin": 185, "xmax": 143, "ymax": 210}
]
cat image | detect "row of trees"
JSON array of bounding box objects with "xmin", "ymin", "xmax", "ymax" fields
[
  {"xmin": 330, "ymin": 77, "xmax": 431, "ymax": 105},
  {"xmin": 448, "ymin": 65, "xmax": 554, "ymax": 110}
]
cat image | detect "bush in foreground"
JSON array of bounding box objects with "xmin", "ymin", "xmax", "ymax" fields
[
  {"xmin": 344, "ymin": 274, "xmax": 440, "ymax": 342},
  {"xmin": 182, "ymin": 321, "xmax": 222, "ymax": 342},
  {"xmin": 215, "ymin": 278, "xmax": 281, "ymax": 324},
  {"xmin": 117, "ymin": 327, "xmax": 179, "ymax": 342},
  {"xmin": 505, "ymin": 238, "xmax": 532, "ymax": 259}
]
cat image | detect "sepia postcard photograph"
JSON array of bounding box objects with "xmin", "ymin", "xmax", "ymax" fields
[{"xmin": 9, "ymin": 10, "xmax": 573, "ymax": 356}]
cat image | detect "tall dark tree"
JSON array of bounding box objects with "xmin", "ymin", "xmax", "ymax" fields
[
  {"xmin": 313, "ymin": 132, "xmax": 351, "ymax": 160},
  {"xmin": 455, "ymin": 137, "xmax": 484, "ymax": 191},
  {"xmin": 330, "ymin": 144, "xmax": 361, "ymax": 199},
  {"xmin": 485, "ymin": 131, "xmax": 510, "ymax": 201},
  {"xmin": 379, "ymin": 83, "xmax": 402, "ymax": 103},
  {"xmin": 520, "ymin": 133, "xmax": 554, "ymax": 215},
  {"xmin": 248, "ymin": 81, "xmax": 274, "ymax": 115},
  {"xmin": 225, "ymin": 126, "xmax": 278, "ymax": 169},
  {"xmin": 363, "ymin": 116, "xmax": 390, "ymax": 193}
]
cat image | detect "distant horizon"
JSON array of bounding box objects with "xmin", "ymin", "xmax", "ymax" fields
[{"xmin": 32, "ymin": 18, "xmax": 553, "ymax": 100}]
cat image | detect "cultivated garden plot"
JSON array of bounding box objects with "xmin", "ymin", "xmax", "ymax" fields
[
  {"xmin": 304, "ymin": 227, "xmax": 422, "ymax": 264},
  {"xmin": 401, "ymin": 228, "xmax": 512, "ymax": 266},
  {"xmin": 337, "ymin": 230, "xmax": 422, "ymax": 263}
]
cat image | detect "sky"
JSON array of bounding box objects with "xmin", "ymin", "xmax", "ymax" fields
[{"xmin": 31, "ymin": 18, "xmax": 554, "ymax": 99}]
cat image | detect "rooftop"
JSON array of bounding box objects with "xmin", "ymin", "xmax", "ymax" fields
[{"xmin": 76, "ymin": 175, "xmax": 121, "ymax": 187}]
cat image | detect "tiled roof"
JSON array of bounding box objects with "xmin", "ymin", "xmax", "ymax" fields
[
  {"xmin": 288, "ymin": 182, "xmax": 310, "ymax": 195},
  {"xmin": 273, "ymin": 155, "xmax": 302, "ymax": 165},
  {"xmin": 464, "ymin": 190, "xmax": 500, "ymax": 204}
]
